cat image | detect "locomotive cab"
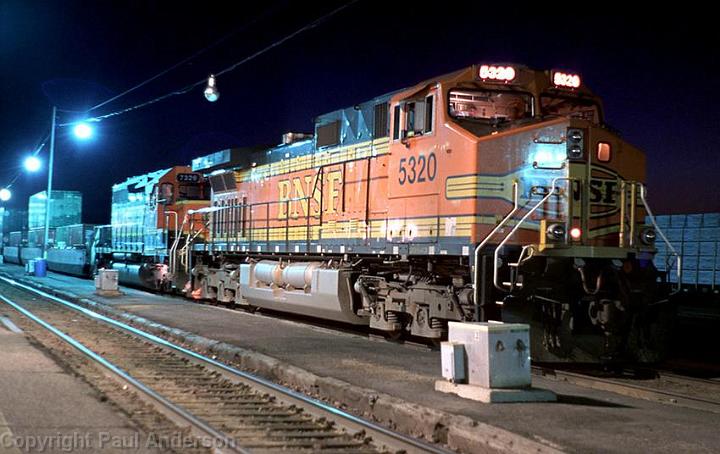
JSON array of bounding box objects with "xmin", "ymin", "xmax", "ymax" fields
[
  {"xmin": 381, "ymin": 64, "xmax": 671, "ymax": 362},
  {"xmin": 99, "ymin": 166, "xmax": 209, "ymax": 290}
]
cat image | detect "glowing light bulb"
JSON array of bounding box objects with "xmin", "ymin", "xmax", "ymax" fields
[
  {"xmin": 73, "ymin": 123, "xmax": 93, "ymax": 139},
  {"xmin": 204, "ymin": 74, "xmax": 220, "ymax": 102},
  {"xmin": 24, "ymin": 156, "xmax": 41, "ymax": 172}
]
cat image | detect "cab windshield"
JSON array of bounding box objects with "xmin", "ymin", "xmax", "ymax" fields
[
  {"xmin": 448, "ymin": 89, "xmax": 533, "ymax": 123},
  {"xmin": 540, "ymin": 95, "xmax": 601, "ymax": 124}
]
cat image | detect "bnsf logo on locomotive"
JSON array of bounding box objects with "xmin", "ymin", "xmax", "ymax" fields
[
  {"xmin": 571, "ymin": 165, "xmax": 622, "ymax": 218},
  {"xmin": 277, "ymin": 170, "xmax": 343, "ymax": 219}
]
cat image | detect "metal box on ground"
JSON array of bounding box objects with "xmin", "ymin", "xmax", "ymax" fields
[
  {"xmin": 440, "ymin": 342, "xmax": 466, "ymax": 383},
  {"xmin": 449, "ymin": 321, "xmax": 531, "ymax": 388},
  {"xmin": 435, "ymin": 322, "xmax": 556, "ymax": 403},
  {"xmin": 95, "ymin": 269, "xmax": 121, "ymax": 296}
]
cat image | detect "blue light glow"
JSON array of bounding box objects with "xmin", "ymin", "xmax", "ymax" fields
[
  {"xmin": 24, "ymin": 155, "xmax": 42, "ymax": 172},
  {"xmin": 73, "ymin": 122, "xmax": 93, "ymax": 139}
]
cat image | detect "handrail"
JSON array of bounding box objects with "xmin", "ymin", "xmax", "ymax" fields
[
  {"xmin": 165, "ymin": 210, "xmax": 179, "ymax": 273},
  {"xmin": 180, "ymin": 219, "xmax": 210, "ymax": 273},
  {"xmin": 638, "ymin": 184, "xmax": 682, "ymax": 291},
  {"xmin": 165, "ymin": 210, "xmax": 179, "ymax": 242},
  {"xmin": 472, "ymin": 181, "xmax": 519, "ymax": 318},
  {"xmin": 168, "ymin": 215, "xmax": 188, "ymax": 275},
  {"xmin": 493, "ymin": 177, "xmax": 570, "ymax": 291},
  {"xmin": 473, "ymin": 181, "xmax": 520, "ymax": 258}
]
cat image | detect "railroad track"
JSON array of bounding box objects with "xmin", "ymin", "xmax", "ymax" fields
[
  {"xmin": 0, "ymin": 276, "xmax": 450, "ymax": 454},
  {"xmin": 532, "ymin": 364, "xmax": 720, "ymax": 414}
]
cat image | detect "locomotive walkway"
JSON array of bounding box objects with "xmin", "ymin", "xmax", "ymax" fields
[{"xmin": 1, "ymin": 263, "xmax": 719, "ymax": 453}]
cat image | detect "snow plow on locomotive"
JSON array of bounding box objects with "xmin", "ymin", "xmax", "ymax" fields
[{"xmin": 176, "ymin": 64, "xmax": 676, "ymax": 363}]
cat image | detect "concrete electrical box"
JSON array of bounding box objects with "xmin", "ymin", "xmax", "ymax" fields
[
  {"xmin": 448, "ymin": 321, "xmax": 531, "ymax": 388},
  {"xmin": 95, "ymin": 269, "xmax": 120, "ymax": 296}
]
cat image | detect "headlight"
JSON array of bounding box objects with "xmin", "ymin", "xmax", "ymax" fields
[
  {"xmin": 546, "ymin": 223, "xmax": 566, "ymax": 241},
  {"xmin": 640, "ymin": 228, "xmax": 656, "ymax": 245}
]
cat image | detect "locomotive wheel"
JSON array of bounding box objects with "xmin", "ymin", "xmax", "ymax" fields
[
  {"xmin": 384, "ymin": 330, "xmax": 404, "ymax": 342},
  {"xmin": 626, "ymin": 302, "xmax": 675, "ymax": 363}
]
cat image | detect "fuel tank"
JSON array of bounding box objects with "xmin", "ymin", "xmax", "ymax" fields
[
  {"xmin": 111, "ymin": 261, "xmax": 168, "ymax": 289},
  {"xmin": 238, "ymin": 260, "xmax": 366, "ymax": 325}
]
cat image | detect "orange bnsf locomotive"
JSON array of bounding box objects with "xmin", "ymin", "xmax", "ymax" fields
[
  {"xmin": 95, "ymin": 166, "xmax": 209, "ymax": 288},
  {"xmin": 176, "ymin": 64, "xmax": 672, "ymax": 363}
]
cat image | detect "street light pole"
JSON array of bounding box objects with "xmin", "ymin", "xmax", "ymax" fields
[{"xmin": 43, "ymin": 105, "xmax": 56, "ymax": 259}]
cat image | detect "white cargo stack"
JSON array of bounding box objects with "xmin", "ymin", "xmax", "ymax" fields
[
  {"xmin": 435, "ymin": 322, "xmax": 556, "ymax": 403},
  {"xmin": 95, "ymin": 269, "xmax": 121, "ymax": 296}
]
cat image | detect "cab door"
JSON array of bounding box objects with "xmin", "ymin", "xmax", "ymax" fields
[{"xmin": 387, "ymin": 89, "xmax": 440, "ymax": 251}]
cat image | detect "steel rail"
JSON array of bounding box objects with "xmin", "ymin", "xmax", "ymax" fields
[
  {"xmin": 657, "ymin": 371, "xmax": 720, "ymax": 387},
  {"xmin": 532, "ymin": 365, "xmax": 720, "ymax": 415},
  {"xmin": 0, "ymin": 275, "xmax": 450, "ymax": 454},
  {"xmin": 0, "ymin": 291, "xmax": 245, "ymax": 454}
]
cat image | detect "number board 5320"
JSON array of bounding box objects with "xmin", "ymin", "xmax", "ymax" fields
[{"xmin": 398, "ymin": 152, "xmax": 437, "ymax": 185}]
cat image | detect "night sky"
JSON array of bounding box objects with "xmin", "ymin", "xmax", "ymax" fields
[{"xmin": 1, "ymin": 1, "xmax": 718, "ymax": 224}]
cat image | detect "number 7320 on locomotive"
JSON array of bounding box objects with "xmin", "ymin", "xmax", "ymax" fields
[{"xmin": 161, "ymin": 63, "xmax": 674, "ymax": 363}]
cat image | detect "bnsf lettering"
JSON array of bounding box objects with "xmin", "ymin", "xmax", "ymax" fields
[
  {"xmin": 571, "ymin": 179, "xmax": 617, "ymax": 206},
  {"xmin": 278, "ymin": 170, "xmax": 342, "ymax": 219},
  {"xmin": 588, "ymin": 179, "xmax": 617, "ymax": 205}
]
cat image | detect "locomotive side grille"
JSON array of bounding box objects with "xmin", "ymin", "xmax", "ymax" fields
[
  {"xmin": 222, "ymin": 172, "xmax": 236, "ymax": 190},
  {"xmin": 316, "ymin": 121, "xmax": 340, "ymax": 148},
  {"xmin": 208, "ymin": 174, "xmax": 226, "ymax": 192},
  {"xmin": 208, "ymin": 172, "xmax": 237, "ymax": 193},
  {"xmin": 373, "ymin": 102, "xmax": 389, "ymax": 138}
]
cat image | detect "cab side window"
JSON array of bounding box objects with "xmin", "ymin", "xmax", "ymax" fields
[
  {"xmin": 160, "ymin": 183, "xmax": 174, "ymax": 205},
  {"xmin": 403, "ymin": 95, "xmax": 434, "ymax": 137},
  {"xmin": 393, "ymin": 105, "xmax": 401, "ymax": 140}
]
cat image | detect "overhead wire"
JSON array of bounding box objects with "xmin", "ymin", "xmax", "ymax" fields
[
  {"xmin": 4, "ymin": 1, "xmax": 358, "ymax": 192},
  {"xmin": 86, "ymin": 3, "xmax": 285, "ymax": 113},
  {"xmin": 1, "ymin": 4, "xmax": 278, "ymax": 190},
  {"xmin": 79, "ymin": 0, "xmax": 359, "ymax": 124}
]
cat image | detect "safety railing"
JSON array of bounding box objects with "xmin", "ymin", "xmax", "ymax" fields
[
  {"xmin": 168, "ymin": 215, "xmax": 189, "ymax": 277},
  {"xmin": 472, "ymin": 181, "xmax": 520, "ymax": 260},
  {"xmin": 619, "ymin": 180, "xmax": 681, "ymax": 288},
  {"xmin": 472, "ymin": 181, "xmax": 519, "ymax": 318},
  {"xmin": 637, "ymin": 183, "xmax": 682, "ymax": 290},
  {"xmin": 212, "ymin": 198, "xmax": 320, "ymax": 251},
  {"xmin": 492, "ymin": 177, "xmax": 570, "ymax": 291},
  {"xmin": 618, "ymin": 181, "xmax": 638, "ymax": 248}
]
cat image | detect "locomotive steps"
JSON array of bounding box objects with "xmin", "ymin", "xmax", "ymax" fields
[{"xmin": 0, "ymin": 271, "xmax": 561, "ymax": 454}]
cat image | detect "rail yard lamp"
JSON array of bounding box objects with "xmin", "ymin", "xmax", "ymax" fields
[
  {"xmin": 23, "ymin": 156, "xmax": 42, "ymax": 172},
  {"xmin": 204, "ymin": 74, "xmax": 220, "ymax": 102},
  {"xmin": 34, "ymin": 106, "xmax": 94, "ymax": 258}
]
